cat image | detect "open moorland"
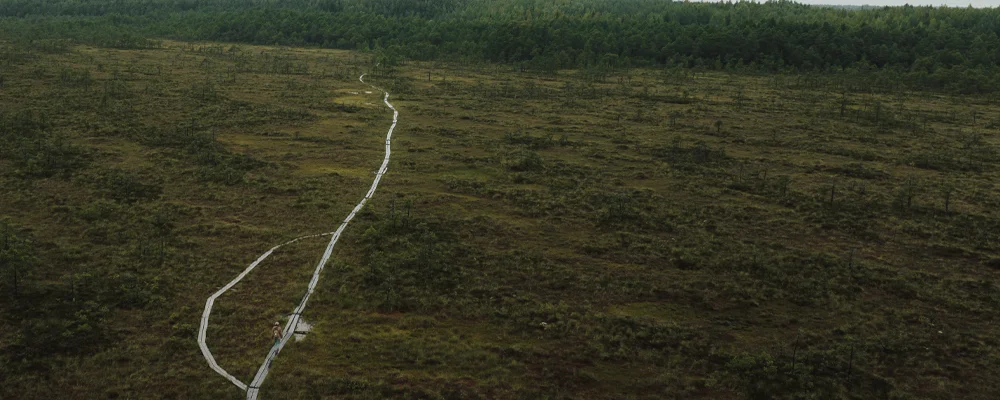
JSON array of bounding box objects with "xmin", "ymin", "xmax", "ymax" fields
[{"xmin": 2, "ymin": 37, "xmax": 1000, "ymax": 399}]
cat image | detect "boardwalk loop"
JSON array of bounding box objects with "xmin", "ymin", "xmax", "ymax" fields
[{"xmin": 197, "ymin": 74, "xmax": 398, "ymax": 399}]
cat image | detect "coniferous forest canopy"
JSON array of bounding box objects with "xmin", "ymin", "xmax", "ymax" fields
[
  {"xmin": 3, "ymin": 1, "xmax": 1000, "ymax": 399},
  {"xmin": 1, "ymin": 0, "xmax": 1000, "ymax": 93}
]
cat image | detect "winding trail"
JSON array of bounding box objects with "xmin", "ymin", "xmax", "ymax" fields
[{"xmin": 197, "ymin": 73, "xmax": 398, "ymax": 399}]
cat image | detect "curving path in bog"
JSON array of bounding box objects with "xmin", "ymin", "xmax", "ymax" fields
[{"xmin": 197, "ymin": 73, "xmax": 398, "ymax": 399}]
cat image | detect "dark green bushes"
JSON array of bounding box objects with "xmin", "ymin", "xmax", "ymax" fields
[
  {"xmin": 130, "ymin": 122, "xmax": 266, "ymax": 185},
  {"xmin": 0, "ymin": 111, "xmax": 87, "ymax": 178},
  {"xmin": 503, "ymin": 149, "xmax": 544, "ymax": 172},
  {"xmin": 100, "ymin": 169, "xmax": 162, "ymax": 203},
  {"xmin": 648, "ymin": 139, "xmax": 729, "ymax": 171},
  {"xmin": 58, "ymin": 67, "xmax": 92, "ymax": 87},
  {"xmin": 503, "ymin": 130, "xmax": 555, "ymax": 150},
  {"xmin": 357, "ymin": 215, "xmax": 467, "ymax": 312}
]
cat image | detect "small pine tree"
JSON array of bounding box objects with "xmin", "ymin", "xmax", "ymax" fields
[{"xmin": 1, "ymin": 223, "xmax": 35, "ymax": 297}]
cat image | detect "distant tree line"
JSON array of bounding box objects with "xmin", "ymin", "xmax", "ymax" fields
[{"xmin": 2, "ymin": 0, "xmax": 1000, "ymax": 92}]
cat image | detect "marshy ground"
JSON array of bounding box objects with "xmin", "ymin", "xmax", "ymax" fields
[{"xmin": 1, "ymin": 40, "xmax": 999, "ymax": 399}]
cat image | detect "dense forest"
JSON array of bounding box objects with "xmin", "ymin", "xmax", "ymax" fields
[{"xmin": 2, "ymin": 0, "xmax": 1000, "ymax": 93}]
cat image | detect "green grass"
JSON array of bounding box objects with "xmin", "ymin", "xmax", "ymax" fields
[{"xmin": 2, "ymin": 40, "xmax": 999, "ymax": 399}]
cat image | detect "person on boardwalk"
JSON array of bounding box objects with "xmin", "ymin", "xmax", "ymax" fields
[{"xmin": 271, "ymin": 322, "xmax": 283, "ymax": 347}]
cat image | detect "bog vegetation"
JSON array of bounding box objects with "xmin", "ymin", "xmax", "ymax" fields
[{"xmin": 1, "ymin": 1, "xmax": 999, "ymax": 399}]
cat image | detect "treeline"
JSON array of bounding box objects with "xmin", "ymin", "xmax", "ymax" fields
[{"xmin": 2, "ymin": 0, "xmax": 1000, "ymax": 92}]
